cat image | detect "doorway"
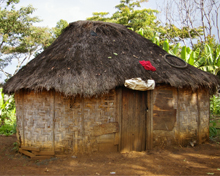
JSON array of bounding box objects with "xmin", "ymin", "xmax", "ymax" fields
[{"xmin": 120, "ymin": 88, "xmax": 147, "ymax": 152}]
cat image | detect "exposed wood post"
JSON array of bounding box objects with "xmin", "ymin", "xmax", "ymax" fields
[
  {"xmin": 146, "ymin": 90, "xmax": 153, "ymax": 150},
  {"xmin": 196, "ymin": 90, "xmax": 201, "ymax": 144},
  {"xmin": 21, "ymin": 90, "xmax": 25, "ymax": 146},
  {"xmin": 116, "ymin": 88, "xmax": 122, "ymax": 151},
  {"xmin": 52, "ymin": 91, "xmax": 55, "ymax": 152}
]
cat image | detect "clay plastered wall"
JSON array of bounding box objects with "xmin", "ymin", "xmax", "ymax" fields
[
  {"xmin": 153, "ymin": 86, "xmax": 210, "ymax": 147},
  {"xmin": 178, "ymin": 88, "xmax": 198, "ymax": 144},
  {"xmin": 15, "ymin": 90, "xmax": 117, "ymax": 154},
  {"xmin": 153, "ymin": 86, "xmax": 178, "ymax": 147},
  {"xmin": 198, "ymin": 89, "xmax": 210, "ymax": 143}
]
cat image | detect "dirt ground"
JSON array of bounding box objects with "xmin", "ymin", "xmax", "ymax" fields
[{"xmin": 0, "ymin": 135, "xmax": 220, "ymax": 175}]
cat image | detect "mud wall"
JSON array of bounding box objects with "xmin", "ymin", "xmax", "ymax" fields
[
  {"xmin": 15, "ymin": 91, "xmax": 54, "ymax": 149},
  {"xmin": 152, "ymin": 86, "xmax": 178, "ymax": 147},
  {"xmin": 15, "ymin": 86, "xmax": 210, "ymax": 152},
  {"xmin": 153, "ymin": 86, "xmax": 210, "ymax": 147},
  {"xmin": 198, "ymin": 89, "xmax": 210, "ymax": 143},
  {"xmin": 15, "ymin": 90, "xmax": 118, "ymax": 154}
]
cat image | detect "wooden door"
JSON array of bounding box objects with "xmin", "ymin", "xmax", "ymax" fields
[{"xmin": 121, "ymin": 88, "xmax": 147, "ymax": 152}]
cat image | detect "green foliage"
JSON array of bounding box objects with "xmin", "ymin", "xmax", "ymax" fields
[
  {"xmin": 12, "ymin": 141, "xmax": 19, "ymax": 151},
  {"xmin": 0, "ymin": 88, "xmax": 15, "ymax": 125},
  {"xmin": 210, "ymin": 95, "xmax": 220, "ymax": 115},
  {"xmin": 179, "ymin": 46, "xmax": 198, "ymax": 66},
  {"xmin": 53, "ymin": 19, "xmax": 69, "ymax": 39},
  {"xmin": 0, "ymin": 87, "xmax": 16, "ymax": 136},
  {"xmin": 151, "ymin": 33, "xmax": 220, "ymax": 74},
  {"xmin": 163, "ymin": 39, "xmax": 169, "ymax": 52},
  {"xmin": 160, "ymin": 24, "xmax": 204, "ymax": 44},
  {"xmin": 193, "ymin": 44, "xmax": 220, "ymax": 75},
  {"xmin": 87, "ymin": 0, "xmax": 202, "ymax": 43},
  {"xmin": 209, "ymin": 95, "xmax": 220, "ymax": 138},
  {"xmin": 209, "ymin": 118, "xmax": 220, "ymax": 139},
  {"xmin": 4, "ymin": 0, "xmax": 19, "ymax": 6},
  {"xmin": 180, "ymin": 46, "xmax": 187, "ymax": 61},
  {"xmin": 151, "ymin": 32, "xmax": 160, "ymax": 46},
  {"xmin": 0, "ymin": 1, "xmax": 69, "ymax": 77},
  {"xmin": 178, "ymin": 43, "xmax": 220, "ymax": 75},
  {"xmin": 192, "ymin": 36, "xmax": 220, "ymax": 75},
  {"xmin": 0, "ymin": 1, "xmax": 54, "ymax": 77},
  {"xmin": 0, "ymin": 4, "xmax": 41, "ymax": 49},
  {"xmin": 194, "ymin": 35, "xmax": 219, "ymax": 58},
  {"xmin": 87, "ymin": 0, "xmax": 164, "ymax": 39},
  {"xmin": 0, "ymin": 123, "xmax": 16, "ymax": 136},
  {"xmin": 44, "ymin": 19, "xmax": 69, "ymax": 50},
  {"xmin": 210, "ymin": 126, "xmax": 217, "ymax": 138},
  {"xmin": 87, "ymin": 12, "xmax": 111, "ymax": 22}
]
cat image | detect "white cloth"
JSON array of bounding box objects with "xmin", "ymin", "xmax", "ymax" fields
[{"xmin": 124, "ymin": 78, "xmax": 155, "ymax": 91}]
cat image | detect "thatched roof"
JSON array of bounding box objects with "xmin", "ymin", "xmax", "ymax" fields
[{"xmin": 3, "ymin": 20, "xmax": 219, "ymax": 97}]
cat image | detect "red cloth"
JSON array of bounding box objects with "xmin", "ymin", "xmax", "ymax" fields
[{"xmin": 139, "ymin": 60, "xmax": 156, "ymax": 71}]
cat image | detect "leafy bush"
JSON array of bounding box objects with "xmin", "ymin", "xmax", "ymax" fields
[
  {"xmin": 210, "ymin": 95, "xmax": 220, "ymax": 115},
  {"xmin": 13, "ymin": 142, "xmax": 19, "ymax": 151},
  {"xmin": 0, "ymin": 88, "xmax": 16, "ymax": 136},
  {"xmin": 209, "ymin": 126, "xmax": 217, "ymax": 138},
  {"xmin": 210, "ymin": 95, "xmax": 220, "ymax": 138},
  {"xmin": 0, "ymin": 123, "xmax": 16, "ymax": 136}
]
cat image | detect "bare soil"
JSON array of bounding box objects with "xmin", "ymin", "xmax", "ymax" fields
[{"xmin": 1, "ymin": 135, "xmax": 220, "ymax": 175}]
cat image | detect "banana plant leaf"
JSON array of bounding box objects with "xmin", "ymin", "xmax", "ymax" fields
[{"xmin": 163, "ymin": 39, "xmax": 169, "ymax": 52}]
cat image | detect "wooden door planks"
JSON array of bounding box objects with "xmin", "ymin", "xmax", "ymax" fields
[
  {"xmin": 133, "ymin": 91, "xmax": 146, "ymax": 151},
  {"xmin": 121, "ymin": 88, "xmax": 129, "ymax": 152},
  {"xmin": 121, "ymin": 88, "xmax": 147, "ymax": 152},
  {"xmin": 138, "ymin": 91, "xmax": 147, "ymax": 151}
]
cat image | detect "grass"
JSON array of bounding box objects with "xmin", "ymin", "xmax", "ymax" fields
[
  {"xmin": 209, "ymin": 114, "xmax": 220, "ymax": 141},
  {"xmin": 0, "ymin": 123, "xmax": 16, "ymax": 136}
]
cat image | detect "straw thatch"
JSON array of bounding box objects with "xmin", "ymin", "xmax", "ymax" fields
[{"xmin": 3, "ymin": 20, "xmax": 219, "ymax": 97}]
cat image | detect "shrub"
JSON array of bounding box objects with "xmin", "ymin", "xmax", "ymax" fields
[{"xmin": 0, "ymin": 88, "xmax": 16, "ymax": 136}]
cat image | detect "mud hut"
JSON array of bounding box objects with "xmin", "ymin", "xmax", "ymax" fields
[{"xmin": 3, "ymin": 21, "xmax": 219, "ymax": 154}]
